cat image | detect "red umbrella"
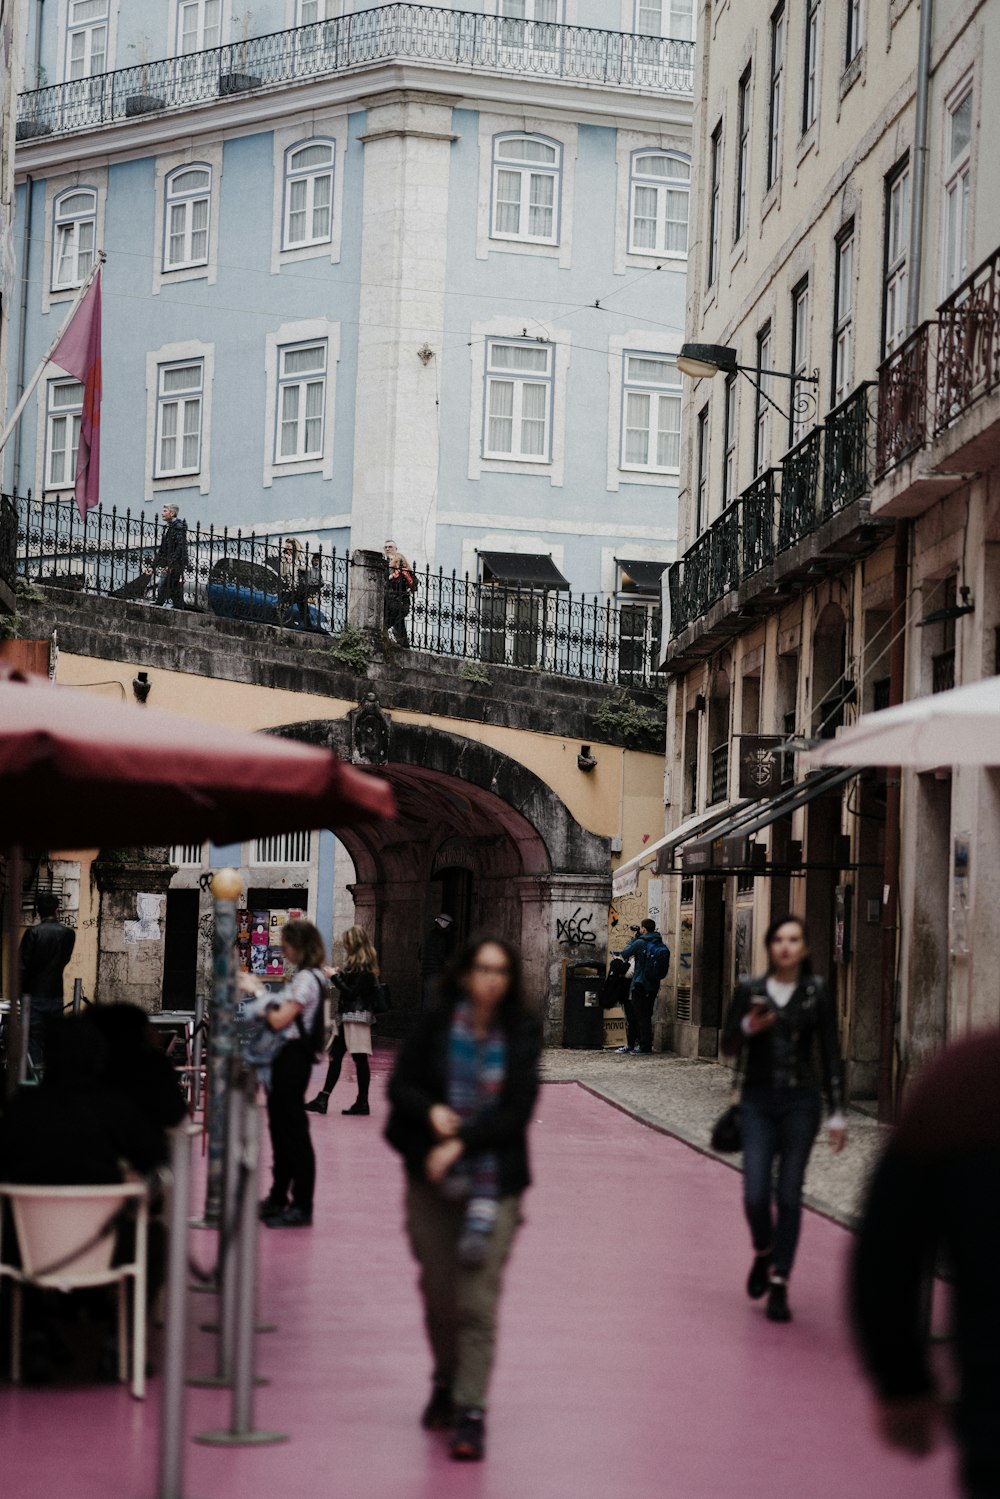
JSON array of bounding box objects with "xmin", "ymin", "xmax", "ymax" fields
[{"xmin": 0, "ymin": 667, "xmax": 393, "ymax": 846}]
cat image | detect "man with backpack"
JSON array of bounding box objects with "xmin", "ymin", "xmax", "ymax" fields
[{"xmin": 615, "ymin": 919, "xmax": 670, "ymax": 1055}]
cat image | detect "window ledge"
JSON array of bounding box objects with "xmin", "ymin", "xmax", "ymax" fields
[
  {"xmin": 796, "ymin": 122, "xmax": 818, "ymax": 167},
  {"xmin": 839, "ymin": 50, "xmax": 865, "ymax": 102},
  {"xmin": 729, "ymin": 235, "xmax": 748, "ymax": 274},
  {"xmin": 761, "ymin": 177, "xmax": 781, "ymax": 224},
  {"xmin": 272, "ymin": 456, "xmax": 326, "ymax": 474},
  {"xmin": 890, "ymin": 0, "xmax": 915, "ymax": 24},
  {"xmin": 152, "ymin": 473, "xmax": 203, "ymax": 491}
]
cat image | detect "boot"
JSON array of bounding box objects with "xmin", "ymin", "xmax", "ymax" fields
[
  {"xmin": 342, "ymin": 1100, "xmax": 370, "ymax": 1116},
  {"xmin": 305, "ymin": 1091, "xmax": 330, "ymax": 1115}
]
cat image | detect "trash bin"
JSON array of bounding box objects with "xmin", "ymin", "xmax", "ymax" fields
[{"xmin": 561, "ymin": 962, "xmax": 603, "ymax": 1049}]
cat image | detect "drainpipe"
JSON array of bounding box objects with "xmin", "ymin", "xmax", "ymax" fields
[
  {"xmin": 906, "ymin": 0, "xmax": 933, "ymax": 334},
  {"xmin": 878, "ymin": 521, "xmax": 908, "ymax": 1123},
  {"xmin": 12, "ymin": 2, "xmax": 45, "ymax": 492}
]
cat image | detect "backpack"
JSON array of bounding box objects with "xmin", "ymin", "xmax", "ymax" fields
[
  {"xmin": 295, "ymin": 968, "xmax": 330, "ymax": 1058},
  {"xmin": 645, "ymin": 938, "xmax": 671, "ymax": 986}
]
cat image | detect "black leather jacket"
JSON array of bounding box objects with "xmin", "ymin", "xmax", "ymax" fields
[{"xmin": 722, "ymin": 974, "xmax": 844, "ymax": 1115}]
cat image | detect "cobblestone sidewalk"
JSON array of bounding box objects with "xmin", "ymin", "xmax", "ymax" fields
[{"xmin": 541, "ymin": 1048, "xmax": 889, "ymax": 1226}]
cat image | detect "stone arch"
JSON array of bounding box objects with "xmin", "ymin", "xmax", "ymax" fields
[{"xmin": 272, "ymin": 718, "xmax": 612, "ymax": 1037}]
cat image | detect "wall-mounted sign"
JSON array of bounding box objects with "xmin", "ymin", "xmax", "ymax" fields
[{"xmin": 738, "ymin": 736, "xmax": 783, "ymax": 798}]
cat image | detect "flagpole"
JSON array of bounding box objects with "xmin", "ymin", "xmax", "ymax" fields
[{"xmin": 0, "ymin": 251, "xmax": 106, "ymax": 459}]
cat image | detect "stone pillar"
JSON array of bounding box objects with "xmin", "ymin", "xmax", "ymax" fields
[
  {"xmin": 347, "ymin": 549, "xmax": 387, "ymax": 638},
  {"xmin": 93, "ymin": 847, "xmax": 177, "ymax": 1011},
  {"xmin": 518, "ymin": 874, "xmax": 611, "ymax": 1044}
]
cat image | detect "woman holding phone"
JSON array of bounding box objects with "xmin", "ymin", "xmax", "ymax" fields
[{"xmin": 721, "ymin": 914, "xmax": 846, "ymax": 1323}]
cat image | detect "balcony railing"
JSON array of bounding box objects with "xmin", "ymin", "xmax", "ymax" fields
[
  {"xmin": 935, "ymin": 244, "xmax": 1000, "ymax": 436},
  {"xmin": 823, "ymin": 381, "xmax": 875, "ymax": 516},
  {"xmin": 875, "ymin": 324, "xmax": 933, "ymax": 479},
  {"xmin": 778, "ymin": 427, "xmax": 822, "ymax": 550},
  {"xmin": 12, "ymin": 493, "xmax": 664, "ymax": 688},
  {"xmin": 0, "ymin": 493, "xmax": 16, "ymax": 597},
  {"xmin": 16, "ymin": 5, "xmax": 694, "ymax": 138}
]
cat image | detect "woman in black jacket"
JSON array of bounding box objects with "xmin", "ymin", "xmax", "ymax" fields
[
  {"xmin": 307, "ymin": 926, "xmax": 378, "ymax": 1117},
  {"xmin": 721, "ymin": 914, "xmax": 846, "ymax": 1323},
  {"xmin": 385, "ymin": 934, "xmax": 542, "ymax": 1463}
]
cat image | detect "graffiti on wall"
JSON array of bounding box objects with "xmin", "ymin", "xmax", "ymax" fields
[{"xmin": 556, "ymin": 907, "xmax": 597, "ymax": 947}]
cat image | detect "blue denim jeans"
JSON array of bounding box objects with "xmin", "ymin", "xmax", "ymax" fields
[{"xmin": 741, "ymin": 1087, "xmax": 822, "ymax": 1279}]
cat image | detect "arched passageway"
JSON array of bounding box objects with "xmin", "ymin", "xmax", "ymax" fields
[{"xmin": 275, "ymin": 718, "xmax": 612, "ymax": 1037}]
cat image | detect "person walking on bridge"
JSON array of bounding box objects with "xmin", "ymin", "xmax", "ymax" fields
[
  {"xmin": 721, "ymin": 914, "xmax": 846, "ymax": 1324},
  {"xmin": 386, "ymin": 934, "xmax": 542, "ymax": 1462}
]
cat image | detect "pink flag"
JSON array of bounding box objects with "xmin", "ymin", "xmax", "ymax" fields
[{"xmin": 51, "ymin": 270, "xmax": 102, "ymax": 519}]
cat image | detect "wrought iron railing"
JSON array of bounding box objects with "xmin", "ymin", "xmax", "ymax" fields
[
  {"xmin": 823, "ymin": 381, "xmax": 875, "ymax": 516},
  {"xmin": 407, "ymin": 564, "xmax": 663, "ymax": 686},
  {"xmin": 11, "ymin": 493, "xmax": 664, "ymax": 687},
  {"xmin": 935, "ymin": 245, "xmax": 1000, "ymax": 436},
  {"xmin": 14, "ymin": 492, "xmax": 350, "ymax": 633},
  {"xmin": 0, "ymin": 493, "xmax": 16, "ymax": 597},
  {"xmin": 875, "ymin": 324, "xmax": 933, "ymax": 479},
  {"xmin": 740, "ymin": 470, "xmax": 777, "ymax": 577},
  {"xmin": 932, "ymin": 649, "xmax": 956, "ymax": 695},
  {"xmin": 709, "ymin": 742, "xmax": 729, "ymax": 805},
  {"xmin": 16, "ymin": 5, "xmax": 694, "ymax": 138},
  {"xmin": 710, "ymin": 504, "xmax": 740, "ymax": 600},
  {"xmin": 778, "ymin": 427, "xmax": 823, "ymax": 550}
]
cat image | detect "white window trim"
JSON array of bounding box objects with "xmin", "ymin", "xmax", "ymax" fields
[
  {"xmin": 482, "ymin": 338, "xmax": 555, "ymax": 464},
  {"xmin": 789, "ymin": 280, "xmax": 810, "ymax": 447},
  {"xmin": 468, "ymin": 318, "xmax": 570, "ymax": 486},
  {"xmin": 735, "ymin": 68, "xmax": 751, "ymax": 244},
  {"xmin": 627, "ymin": 147, "xmax": 690, "ymax": 260},
  {"xmin": 884, "ymin": 162, "xmax": 910, "ymax": 357},
  {"xmin": 42, "ymin": 378, "xmax": 84, "ymax": 493},
  {"xmin": 613, "ymin": 128, "xmax": 691, "ymax": 275},
  {"xmin": 845, "ymin": 0, "xmax": 865, "ymax": 67},
  {"xmin": 55, "ymin": 0, "xmax": 118, "ymax": 84},
  {"xmin": 144, "ymin": 339, "xmax": 215, "ymax": 500},
  {"xmin": 263, "ymin": 318, "xmax": 340, "ymax": 488},
  {"xmin": 155, "ymin": 361, "xmax": 205, "ymax": 479},
  {"xmin": 286, "ymin": 0, "xmax": 343, "ymax": 23},
  {"xmin": 172, "ymin": 0, "xmax": 231, "ymax": 55},
  {"xmin": 476, "ymin": 113, "xmax": 577, "ymax": 269},
  {"xmin": 833, "ymin": 226, "xmax": 855, "ymax": 406},
  {"xmin": 490, "ymin": 133, "xmax": 562, "ymax": 247},
  {"xmin": 152, "ymin": 143, "xmax": 223, "ymax": 294},
  {"xmin": 42, "ymin": 168, "xmax": 107, "ymax": 314},
  {"xmin": 271, "ymin": 115, "xmax": 348, "ymax": 273},
  {"xmin": 941, "ymin": 79, "xmax": 974, "ymax": 298},
  {"xmin": 617, "ymin": 347, "xmax": 683, "ymax": 480},
  {"xmin": 767, "ymin": 4, "xmax": 785, "ymax": 190},
  {"xmin": 607, "ymin": 330, "xmax": 682, "ymax": 492},
  {"xmin": 482, "ymin": 0, "xmax": 577, "ymax": 21},
  {"xmin": 163, "ymin": 164, "xmax": 213, "ymax": 272}
]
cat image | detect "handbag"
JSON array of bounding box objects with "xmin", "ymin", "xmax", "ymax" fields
[{"xmin": 710, "ymin": 1046, "xmax": 744, "ymax": 1154}]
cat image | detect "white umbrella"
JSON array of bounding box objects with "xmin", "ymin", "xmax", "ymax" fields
[{"xmin": 805, "ymin": 676, "xmax": 1000, "ymax": 768}]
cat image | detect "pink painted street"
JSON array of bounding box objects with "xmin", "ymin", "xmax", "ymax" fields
[{"xmin": 0, "ymin": 1054, "xmax": 957, "ymax": 1499}]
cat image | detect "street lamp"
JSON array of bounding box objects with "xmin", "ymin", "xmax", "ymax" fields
[{"xmin": 676, "ymin": 342, "xmax": 819, "ymax": 422}]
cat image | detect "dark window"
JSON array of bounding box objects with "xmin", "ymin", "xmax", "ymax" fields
[
  {"xmin": 789, "ymin": 276, "xmax": 810, "ymax": 447},
  {"xmin": 735, "ymin": 66, "xmax": 751, "ymax": 241},
  {"xmin": 767, "ymin": 3, "xmax": 785, "ymax": 189},
  {"xmin": 696, "ymin": 404, "xmax": 710, "ymax": 531},
  {"xmin": 753, "ymin": 322, "xmax": 772, "ymax": 475},
  {"xmin": 846, "ymin": 0, "xmax": 864, "ymax": 66},
  {"xmin": 802, "ymin": 0, "xmax": 819, "ymax": 133},
  {"xmin": 722, "ymin": 373, "xmax": 738, "ymax": 506},
  {"xmin": 832, "ymin": 220, "xmax": 855, "ymax": 406},
  {"xmin": 882, "ymin": 155, "xmax": 910, "ymax": 357},
  {"xmin": 708, "ymin": 124, "xmax": 722, "ymax": 286}
]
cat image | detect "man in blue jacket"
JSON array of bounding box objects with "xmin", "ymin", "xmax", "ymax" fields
[{"xmin": 615, "ymin": 919, "xmax": 668, "ymax": 1055}]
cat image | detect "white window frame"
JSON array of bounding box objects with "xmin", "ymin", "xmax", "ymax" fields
[
  {"xmin": 884, "ymin": 160, "xmax": 910, "ymax": 356},
  {"xmin": 153, "ymin": 146, "xmax": 222, "ymax": 294},
  {"xmin": 177, "ymin": 0, "xmax": 224, "ymax": 53},
  {"xmin": 498, "ymin": 0, "xmax": 564, "ymax": 19},
  {"xmin": 483, "ymin": 339, "xmax": 554, "ymax": 464},
  {"xmin": 155, "ymin": 360, "xmax": 205, "ymax": 480},
  {"xmin": 735, "ymin": 69, "xmax": 751, "ymax": 243},
  {"xmin": 802, "ymin": 0, "xmax": 819, "ymax": 134},
  {"xmin": 44, "ymin": 379, "xmax": 84, "ymax": 491},
  {"xmin": 845, "ymin": 0, "xmax": 864, "ymax": 66},
  {"xmin": 722, "ymin": 373, "xmax": 738, "ymax": 505},
  {"xmin": 707, "ymin": 127, "xmax": 722, "ymax": 286},
  {"xmin": 263, "ymin": 318, "xmax": 340, "ymax": 488},
  {"xmin": 620, "ymin": 353, "xmax": 681, "ymax": 474},
  {"xmin": 282, "ymin": 139, "xmax": 335, "ymax": 251},
  {"xmin": 295, "ymin": 0, "xmax": 341, "ymax": 21},
  {"xmin": 490, "ymin": 134, "xmax": 562, "ymax": 246},
  {"xmin": 942, "ymin": 84, "xmax": 973, "ymax": 297},
  {"xmin": 634, "ymin": 0, "xmax": 694, "ymax": 40},
  {"xmin": 754, "ymin": 324, "xmax": 772, "ymax": 475},
  {"xmin": 66, "ymin": 0, "xmax": 109, "ymax": 80},
  {"xmin": 833, "ymin": 225, "xmax": 854, "ymax": 405},
  {"xmin": 51, "ymin": 186, "xmax": 98, "ymax": 292},
  {"xmin": 790, "ymin": 280, "xmax": 810, "ymax": 447},
  {"xmin": 163, "ymin": 164, "xmax": 212, "ymax": 272},
  {"xmin": 628, "ymin": 149, "xmax": 690, "ymax": 260},
  {"xmin": 275, "ymin": 341, "xmax": 328, "ymax": 464},
  {"xmin": 767, "ymin": 4, "xmax": 785, "ymax": 190}
]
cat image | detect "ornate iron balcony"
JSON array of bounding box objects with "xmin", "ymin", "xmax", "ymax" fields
[
  {"xmin": 935, "ymin": 244, "xmax": 1000, "ymax": 437},
  {"xmin": 778, "ymin": 426, "xmax": 822, "ymax": 551},
  {"xmin": 17, "ymin": 5, "xmax": 694, "ymax": 139},
  {"xmin": 823, "ymin": 381, "xmax": 875, "ymax": 516},
  {"xmin": 740, "ymin": 469, "xmax": 777, "ymax": 576},
  {"xmin": 875, "ymin": 324, "xmax": 932, "ymax": 479}
]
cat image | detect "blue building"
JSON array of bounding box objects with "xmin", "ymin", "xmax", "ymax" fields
[{"xmin": 7, "ymin": 1, "xmax": 693, "ymax": 608}]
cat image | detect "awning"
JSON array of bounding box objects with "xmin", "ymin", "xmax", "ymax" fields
[
  {"xmin": 616, "ymin": 558, "xmax": 668, "ymax": 594},
  {"xmin": 611, "ymin": 800, "xmax": 756, "ymax": 895},
  {"xmin": 478, "ymin": 551, "xmax": 569, "ymax": 589},
  {"xmin": 677, "ymin": 767, "xmax": 858, "ymax": 873}
]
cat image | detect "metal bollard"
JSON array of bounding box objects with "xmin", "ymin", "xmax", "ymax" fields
[
  {"xmin": 150, "ymin": 1124, "xmax": 201, "ymax": 1499},
  {"xmin": 195, "ymin": 1073, "xmax": 287, "ymax": 1448},
  {"xmin": 191, "ymin": 991, "xmax": 206, "ymax": 1115},
  {"xmin": 188, "ymin": 1071, "xmax": 250, "ymax": 1387}
]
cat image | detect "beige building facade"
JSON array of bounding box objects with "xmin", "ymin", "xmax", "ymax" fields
[{"xmin": 644, "ymin": 0, "xmax": 1000, "ymax": 1111}]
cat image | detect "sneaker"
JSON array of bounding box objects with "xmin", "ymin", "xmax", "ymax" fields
[
  {"xmin": 264, "ymin": 1207, "xmax": 313, "ymax": 1229},
  {"xmin": 342, "ymin": 1101, "xmax": 371, "ymax": 1116},
  {"xmin": 614, "ymin": 1045, "xmax": 631, "ymax": 1054},
  {"xmin": 630, "ymin": 1045, "xmax": 642, "ymax": 1054},
  {"xmin": 258, "ymin": 1195, "xmax": 287, "ymax": 1221},
  {"xmin": 450, "ymin": 1408, "xmax": 486, "ymax": 1462},
  {"xmin": 747, "ymin": 1251, "xmax": 772, "ymax": 1300},
  {"xmin": 421, "ymin": 1381, "xmax": 455, "ymax": 1431},
  {"xmin": 766, "ymin": 1278, "xmax": 792, "ymax": 1323},
  {"xmin": 305, "ymin": 1093, "xmax": 330, "ymax": 1115}
]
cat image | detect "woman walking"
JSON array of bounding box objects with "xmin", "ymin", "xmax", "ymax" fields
[
  {"xmin": 385, "ymin": 935, "xmax": 542, "ymax": 1462},
  {"xmin": 241, "ymin": 918, "xmax": 327, "ymax": 1229},
  {"xmin": 307, "ymin": 925, "xmax": 377, "ymax": 1118},
  {"xmin": 721, "ymin": 914, "xmax": 846, "ymax": 1322}
]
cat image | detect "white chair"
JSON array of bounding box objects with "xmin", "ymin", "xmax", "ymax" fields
[{"xmin": 0, "ymin": 1182, "xmax": 149, "ymax": 1399}]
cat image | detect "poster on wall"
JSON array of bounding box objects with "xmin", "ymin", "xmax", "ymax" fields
[{"xmin": 734, "ymin": 905, "xmax": 754, "ymax": 983}]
